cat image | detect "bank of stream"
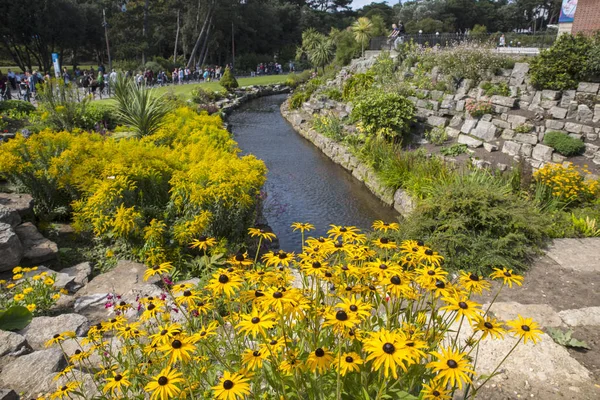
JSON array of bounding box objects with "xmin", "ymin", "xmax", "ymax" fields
[{"xmin": 229, "ymin": 94, "xmax": 397, "ymax": 252}]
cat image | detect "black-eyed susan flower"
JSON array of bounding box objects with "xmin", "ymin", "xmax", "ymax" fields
[
  {"xmin": 236, "ymin": 309, "xmax": 277, "ymax": 338},
  {"xmin": 50, "ymin": 381, "xmax": 80, "ymax": 400},
  {"xmin": 458, "ymin": 271, "xmax": 491, "ymax": 294},
  {"xmin": 207, "ymin": 269, "xmax": 243, "ymax": 298},
  {"xmin": 145, "ymin": 367, "xmax": 184, "ymax": 400},
  {"xmin": 322, "ymin": 309, "xmax": 359, "ymax": 332},
  {"xmin": 189, "ymin": 235, "xmax": 217, "ymax": 251},
  {"xmin": 506, "ymin": 315, "xmax": 543, "ymax": 344},
  {"xmin": 102, "ymin": 371, "xmax": 131, "ymax": 396},
  {"xmin": 372, "ymin": 220, "xmax": 400, "ymax": 232},
  {"xmin": 306, "ymin": 347, "xmax": 334, "ymax": 374},
  {"xmin": 372, "ymin": 237, "xmax": 397, "ymax": 250},
  {"xmin": 335, "ymin": 352, "xmax": 363, "ymax": 376},
  {"xmin": 228, "ymin": 251, "xmax": 254, "ymax": 267},
  {"xmin": 421, "ymin": 381, "xmax": 452, "ymax": 400},
  {"xmin": 150, "ymin": 323, "xmax": 183, "ymax": 346},
  {"xmin": 363, "ymin": 329, "xmax": 411, "ymax": 379},
  {"xmin": 426, "ymin": 347, "xmax": 475, "ymax": 390},
  {"xmin": 327, "ymin": 224, "xmax": 360, "ymax": 241},
  {"xmin": 490, "ymin": 267, "xmax": 524, "ymax": 288},
  {"xmin": 159, "ymin": 335, "xmax": 196, "ymax": 364},
  {"xmin": 257, "ymin": 287, "xmax": 292, "ymax": 311},
  {"xmin": 212, "ymin": 371, "xmax": 251, "ymax": 400},
  {"xmin": 248, "ymin": 227, "xmax": 277, "ymax": 242},
  {"xmin": 144, "ymin": 262, "xmax": 173, "ymax": 281},
  {"xmin": 241, "ymin": 348, "xmax": 268, "ymax": 370},
  {"xmin": 263, "ymin": 250, "xmax": 295, "ymax": 267},
  {"xmin": 474, "ymin": 316, "xmax": 506, "ymax": 340},
  {"xmin": 417, "ymin": 247, "xmax": 444, "ymax": 266},
  {"xmin": 175, "ymin": 289, "xmax": 201, "ymax": 308},
  {"xmin": 441, "ymin": 295, "xmax": 483, "ymax": 324},
  {"xmin": 291, "ymin": 222, "xmax": 315, "ymax": 232},
  {"xmin": 191, "ymin": 321, "xmax": 219, "ymax": 341},
  {"xmin": 336, "ymin": 296, "xmax": 372, "ymax": 320}
]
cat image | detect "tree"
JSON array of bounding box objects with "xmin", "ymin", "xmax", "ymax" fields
[{"xmin": 352, "ymin": 17, "xmax": 374, "ymax": 58}]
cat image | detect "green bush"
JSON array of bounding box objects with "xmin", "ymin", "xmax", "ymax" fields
[
  {"xmin": 288, "ymin": 78, "xmax": 323, "ymax": 110},
  {"xmin": 284, "ymin": 70, "xmax": 312, "ymax": 89},
  {"xmin": 530, "ymin": 34, "xmax": 594, "ymax": 90},
  {"xmin": 351, "ymin": 90, "xmax": 415, "ymax": 140},
  {"xmin": 191, "ymin": 87, "xmax": 224, "ymax": 105},
  {"xmin": 543, "ymin": 131, "xmax": 585, "ymax": 156},
  {"xmin": 342, "ymin": 72, "xmax": 374, "ymax": 101},
  {"xmin": 392, "ymin": 172, "xmax": 550, "ymax": 273},
  {"xmin": 481, "ymin": 81, "xmax": 510, "ymax": 97},
  {"xmin": 322, "ymin": 87, "xmax": 342, "ymax": 101},
  {"xmin": 436, "ymin": 43, "xmax": 512, "ymax": 83},
  {"xmin": 0, "ymin": 100, "xmax": 36, "ymax": 114},
  {"xmin": 440, "ymin": 143, "xmax": 468, "ymax": 157},
  {"xmin": 36, "ymin": 79, "xmax": 91, "ymax": 132},
  {"xmin": 79, "ymin": 103, "xmax": 118, "ymax": 130},
  {"xmin": 425, "ymin": 126, "xmax": 448, "ymax": 145},
  {"xmin": 220, "ymin": 67, "xmax": 239, "ymax": 92}
]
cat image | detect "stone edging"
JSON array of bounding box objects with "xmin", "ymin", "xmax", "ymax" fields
[
  {"xmin": 219, "ymin": 85, "xmax": 291, "ymax": 116},
  {"xmin": 280, "ymin": 99, "xmax": 415, "ymax": 217}
]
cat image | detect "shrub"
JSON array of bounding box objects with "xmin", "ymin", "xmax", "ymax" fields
[
  {"xmin": 440, "ymin": 143, "xmax": 468, "ymax": 157},
  {"xmin": 113, "ymin": 74, "xmax": 172, "ymax": 138},
  {"xmin": 342, "ymin": 72, "xmax": 374, "ymax": 101},
  {"xmin": 436, "ymin": 43, "xmax": 512, "ymax": 83},
  {"xmin": 351, "ymin": 91, "xmax": 416, "ymax": 140},
  {"xmin": 0, "ymin": 266, "xmax": 63, "ymax": 316},
  {"xmin": 465, "ymin": 99, "xmax": 493, "ymax": 118},
  {"xmin": 79, "ymin": 103, "xmax": 118, "ymax": 131},
  {"xmin": 322, "ymin": 87, "xmax": 342, "ymax": 101},
  {"xmin": 191, "ymin": 87, "xmax": 224, "ymax": 105},
  {"xmin": 220, "ymin": 66, "xmax": 239, "ymax": 91},
  {"xmin": 425, "ymin": 126, "xmax": 448, "ymax": 145},
  {"xmin": 44, "ymin": 224, "xmax": 537, "ymax": 400},
  {"xmin": 0, "ymin": 107, "xmax": 267, "ymax": 268},
  {"xmin": 312, "ymin": 113, "xmax": 345, "ymax": 141},
  {"xmin": 36, "ymin": 79, "xmax": 91, "ymax": 132},
  {"xmin": 514, "ymin": 124, "xmax": 533, "ymax": 134},
  {"xmin": 530, "ymin": 34, "xmax": 594, "ymax": 90},
  {"xmin": 533, "ymin": 163, "xmax": 598, "ymax": 205},
  {"xmin": 0, "ymin": 100, "xmax": 36, "ymax": 114},
  {"xmin": 393, "ymin": 172, "xmax": 550, "ymax": 273},
  {"xmin": 543, "ymin": 131, "xmax": 585, "ymax": 156},
  {"xmin": 289, "ymin": 78, "xmax": 323, "ymax": 110},
  {"xmin": 481, "ymin": 81, "xmax": 510, "ymax": 97},
  {"xmin": 284, "ymin": 70, "xmax": 312, "ymax": 89}
]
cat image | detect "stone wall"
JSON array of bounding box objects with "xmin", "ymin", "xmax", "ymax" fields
[{"xmin": 280, "ymin": 101, "xmax": 414, "ymax": 217}]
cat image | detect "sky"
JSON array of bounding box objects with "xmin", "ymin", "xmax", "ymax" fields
[{"xmin": 351, "ymin": 0, "xmax": 392, "ymax": 10}]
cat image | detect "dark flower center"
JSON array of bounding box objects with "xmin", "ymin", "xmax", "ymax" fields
[
  {"xmin": 254, "ymin": 290, "xmax": 264, "ymax": 298},
  {"xmin": 435, "ymin": 280, "xmax": 445, "ymax": 289},
  {"xmin": 125, "ymin": 327, "xmax": 131, "ymax": 331},
  {"xmin": 278, "ymin": 252, "xmax": 288, "ymax": 259},
  {"xmin": 469, "ymin": 274, "xmax": 480, "ymax": 281},
  {"xmin": 318, "ymin": 237, "xmax": 325, "ymax": 243},
  {"xmin": 427, "ymin": 270, "xmax": 435, "ymax": 276},
  {"xmin": 198, "ymin": 302, "xmax": 205, "ymax": 307},
  {"xmin": 379, "ymin": 264, "xmax": 388, "ymax": 270},
  {"xmin": 312, "ymin": 261, "xmax": 321, "ymax": 269},
  {"xmin": 153, "ymin": 265, "xmax": 160, "ymax": 271},
  {"xmin": 521, "ymin": 325, "xmax": 531, "ymax": 332},
  {"xmin": 96, "ymin": 323, "xmax": 103, "ymax": 330},
  {"xmin": 369, "ymin": 285, "xmax": 376, "ymax": 291},
  {"xmin": 172, "ymin": 340, "xmax": 182, "ymax": 349},
  {"xmin": 349, "ymin": 305, "xmax": 358, "ymax": 312},
  {"xmin": 425, "ymin": 249, "xmax": 433, "ymax": 256},
  {"xmin": 111, "ymin": 318, "xmax": 117, "ymax": 323},
  {"xmin": 432, "ymin": 390, "xmax": 440, "ymax": 396},
  {"xmin": 325, "ymin": 272, "xmax": 332, "ymax": 278},
  {"xmin": 223, "ymin": 379, "xmax": 234, "ymax": 390},
  {"xmin": 340, "ymin": 227, "xmax": 347, "ymax": 232},
  {"xmin": 273, "ymin": 291, "xmax": 283, "ymax": 299},
  {"xmin": 235, "ymin": 254, "xmax": 245, "ymax": 262},
  {"xmin": 504, "ymin": 271, "xmax": 512, "ymax": 277},
  {"xmin": 315, "ymin": 348, "xmax": 325, "ymax": 357},
  {"xmin": 147, "ymin": 304, "xmax": 156, "ymax": 310},
  {"xmin": 253, "ymin": 350, "xmax": 260, "ymax": 357},
  {"xmin": 148, "ymin": 297, "xmax": 154, "ymax": 301},
  {"xmin": 183, "ymin": 290, "xmax": 192, "ymax": 297},
  {"xmin": 341, "ymin": 265, "xmax": 349, "ymax": 271},
  {"xmin": 158, "ymin": 376, "xmax": 168, "ymax": 386},
  {"xmin": 345, "ymin": 286, "xmax": 352, "ymax": 291},
  {"xmin": 257, "ymin": 271, "xmax": 265, "ymax": 275},
  {"xmin": 251, "ymin": 317, "xmax": 260, "ymax": 324},
  {"xmin": 458, "ymin": 301, "xmax": 468, "ymax": 309},
  {"xmin": 200, "ymin": 331, "xmax": 206, "ymax": 336},
  {"xmin": 335, "ymin": 242, "xmax": 343, "ymax": 248},
  {"xmin": 345, "ymin": 356, "xmax": 354, "ymax": 363},
  {"xmin": 348, "ymin": 329, "xmax": 355, "ymax": 336},
  {"xmin": 270, "ymin": 340, "xmax": 277, "ymax": 345},
  {"xmin": 115, "ymin": 374, "xmax": 123, "ymax": 381},
  {"xmin": 412, "ymin": 247, "xmax": 418, "ymax": 252},
  {"xmin": 61, "ymin": 386, "xmax": 68, "ymax": 391},
  {"xmin": 218, "ymin": 274, "xmax": 229, "ymax": 284},
  {"xmin": 198, "ymin": 235, "xmax": 207, "ymax": 242},
  {"xmin": 53, "ymin": 334, "xmax": 60, "ymax": 339},
  {"xmin": 227, "ymin": 267, "xmax": 234, "ymax": 273},
  {"xmin": 336, "ymin": 310, "xmax": 348, "ymax": 321},
  {"xmin": 447, "ymin": 360, "xmax": 458, "ymax": 368},
  {"xmin": 74, "ymin": 350, "xmax": 81, "ymax": 355},
  {"xmin": 120, "ymin": 301, "xmax": 126, "ymax": 306},
  {"xmin": 484, "ymin": 322, "xmax": 493, "ymax": 329},
  {"xmin": 380, "ymin": 238, "xmax": 389, "ymax": 244},
  {"xmin": 383, "ymin": 343, "xmax": 395, "ymax": 354},
  {"xmin": 417, "ymin": 240, "xmax": 424, "ymax": 246},
  {"xmin": 390, "ymin": 276, "xmax": 401, "ymax": 285}
]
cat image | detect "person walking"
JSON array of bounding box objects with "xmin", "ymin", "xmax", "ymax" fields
[
  {"xmin": 499, "ymin": 34, "xmax": 506, "ymax": 47},
  {"xmin": 7, "ymin": 69, "xmax": 16, "ymax": 90},
  {"xmin": 62, "ymin": 67, "xmax": 71, "ymax": 84}
]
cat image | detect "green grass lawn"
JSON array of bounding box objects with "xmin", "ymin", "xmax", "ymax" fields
[{"xmin": 94, "ymin": 74, "xmax": 291, "ymax": 104}]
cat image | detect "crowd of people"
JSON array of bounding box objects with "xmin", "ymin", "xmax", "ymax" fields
[{"xmin": 254, "ymin": 62, "xmax": 285, "ymax": 76}]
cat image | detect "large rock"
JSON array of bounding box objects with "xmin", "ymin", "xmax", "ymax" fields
[
  {"xmin": 0, "ymin": 205, "xmax": 21, "ymax": 228},
  {"xmin": 549, "ymin": 106, "xmax": 568, "ymax": 119},
  {"xmin": 457, "ymin": 134, "xmax": 483, "ymax": 148},
  {"xmin": 576, "ymin": 104, "xmax": 594, "ymax": 124},
  {"xmin": 577, "ymin": 82, "xmax": 599, "ymax": 94},
  {"xmin": 490, "ymin": 95, "xmax": 516, "ymax": 108},
  {"xmin": 502, "ymin": 140, "xmax": 522, "ymax": 156},
  {"xmin": 0, "ymin": 223, "xmax": 23, "ymax": 273},
  {"xmin": 0, "ymin": 193, "xmax": 34, "ymax": 218},
  {"xmin": 546, "ymin": 119, "xmax": 565, "ymax": 130},
  {"xmin": 14, "ymin": 222, "xmax": 58, "ymax": 266},
  {"xmin": 510, "ymin": 63, "xmax": 529, "ymax": 85},
  {"xmin": 0, "ymin": 348, "xmax": 66, "ymax": 398},
  {"xmin": 60, "ymin": 262, "xmax": 93, "ymax": 293},
  {"xmin": 487, "ymin": 302, "xmax": 563, "ymax": 328},
  {"xmin": 0, "ymin": 390, "xmax": 18, "ymax": 400},
  {"xmin": 0, "ymin": 330, "xmax": 29, "ymax": 357},
  {"xmin": 507, "ymin": 114, "xmax": 528, "ymax": 128},
  {"xmin": 532, "ymin": 144, "xmax": 554, "ymax": 162},
  {"xmin": 22, "ymin": 266, "xmax": 75, "ymax": 292},
  {"xmin": 471, "ymin": 120, "xmax": 497, "ymax": 142},
  {"xmin": 19, "ymin": 313, "xmax": 89, "ymax": 351},
  {"xmin": 460, "ymin": 118, "xmax": 478, "ymax": 134},
  {"xmin": 426, "ymin": 115, "xmax": 447, "ymax": 127},
  {"xmin": 558, "ymin": 307, "xmax": 600, "ymax": 327},
  {"xmin": 393, "ymin": 189, "xmax": 415, "ymax": 217},
  {"xmin": 514, "ymin": 133, "xmax": 538, "ymax": 145}
]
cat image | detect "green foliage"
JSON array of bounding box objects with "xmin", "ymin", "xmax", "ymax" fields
[
  {"xmin": 436, "ymin": 43, "xmax": 513, "ymax": 83},
  {"xmin": 220, "ymin": 67, "xmax": 239, "ymax": 92},
  {"xmin": 36, "ymin": 79, "xmax": 92, "ymax": 132},
  {"xmin": 80, "ymin": 103, "xmax": 118, "ymax": 130},
  {"xmin": 351, "ymin": 91, "xmax": 416, "ymax": 140},
  {"xmin": 330, "ymin": 28, "xmax": 360, "ymax": 66},
  {"xmin": 405, "ymin": 18, "xmax": 443, "ymax": 34},
  {"xmin": 352, "ymin": 17, "xmax": 374, "ymax": 56},
  {"xmin": 440, "ymin": 143, "xmax": 468, "ymax": 157},
  {"xmin": 322, "ymin": 87, "xmax": 342, "ymax": 101},
  {"xmin": 530, "ymin": 34, "xmax": 596, "ymax": 90},
  {"xmin": 284, "ymin": 70, "xmax": 312, "ymax": 89},
  {"xmin": 548, "ymin": 328, "xmax": 591, "ymax": 349},
  {"xmin": 289, "ymin": 78, "xmax": 323, "ymax": 110},
  {"xmin": 113, "ymin": 74, "xmax": 172, "ymax": 138},
  {"xmin": 312, "ymin": 113, "xmax": 345, "ymax": 141},
  {"xmin": 370, "ymin": 51, "xmax": 396, "ymax": 85},
  {"xmin": 543, "ymin": 131, "xmax": 585, "ymax": 156},
  {"xmin": 191, "ymin": 87, "xmax": 224, "ymax": 105},
  {"xmin": 514, "ymin": 124, "xmax": 533, "ymax": 134},
  {"xmin": 0, "ymin": 100, "xmax": 36, "ymax": 114},
  {"xmin": 425, "ymin": 126, "xmax": 448, "ymax": 145},
  {"xmin": 393, "ymin": 172, "xmax": 550, "ymax": 273},
  {"xmin": 342, "ymin": 72, "xmax": 374, "ymax": 101},
  {"xmin": 471, "ymin": 24, "xmax": 487, "ymax": 35},
  {"xmin": 571, "ymin": 214, "xmax": 600, "ymax": 237},
  {"xmin": 0, "ymin": 306, "xmax": 33, "ymax": 331},
  {"xmin": 298, "ymin": 29, "xmax": 335, "ymax": 72},
  {"xmin": 144, "ymin": 61, "xmax": 162, "ymax": 74},
  {"xmin": 480, "ymin": 81, "xmax": 510, "ymax": 97}
]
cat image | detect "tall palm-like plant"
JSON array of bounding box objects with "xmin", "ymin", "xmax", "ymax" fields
[
  {"xmin": 112, "ymin": 74, "xmax": 171, "ymax": 138},
  {"xmin": 308, "ymin": 38, "xmax": 334, "ymax": 74},
  {"xmin": 352, "ymin": 17, "xmax": 374, "ymax": 58}
]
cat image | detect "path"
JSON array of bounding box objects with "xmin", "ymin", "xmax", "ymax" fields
[{"xmin": 472, "ymin": 238, "xmax": 600, "ymax": 399}]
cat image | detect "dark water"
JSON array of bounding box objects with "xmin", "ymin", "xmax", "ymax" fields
[{"xmin": 229, "ymin": 94, "xmax": 398, "ymax": 252}]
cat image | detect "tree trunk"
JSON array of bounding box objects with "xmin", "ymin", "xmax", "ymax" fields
[
  {"xmin": 199, "ymin": 16, "xmax": 212, "ymax": 67},
  {"xmin": 142, "ymin": 0, "xmax": 149, "ymax": 65},
  {"xmin": 187, "ymin": 0, "xmax": 214, "ymax": 69},
  {"xmin": 174, "ymin": 9, "xmax": 180, "ymax": 62}
]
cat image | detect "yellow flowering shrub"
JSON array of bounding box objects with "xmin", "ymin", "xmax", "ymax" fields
[
  {"xmin": 0, "ymin": 267, "xmax": 64, "ymax": 315},
  {"xmin": 0, "ymin": 107, "xmax": 266, "ymax": 266},
  {"xmin": 42, "ymin": 223, "xmax": 540, "ymax": 400},
  {"xmin": 534, "ymin": 163, "xmax": 599, "ymax": 204}
]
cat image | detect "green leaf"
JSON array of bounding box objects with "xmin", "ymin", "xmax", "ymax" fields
[
  {"xmin": 568, "ymin": 338, "xmax": 591, "ymax": 350},
  {"xmin": 0, "ymin": 306, "xmax": 33, "ymax": 331}
]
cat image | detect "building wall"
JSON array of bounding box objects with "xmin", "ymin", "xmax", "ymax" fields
[{"xmin": 572, "ymin": 0, "xmax": 600, "ymax": 34}]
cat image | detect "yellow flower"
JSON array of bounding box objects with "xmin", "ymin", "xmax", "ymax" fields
[
  {"xmin": 26, "ymin": 303, "xmax": 37, "ymax": 312},
  {"xmin": 52, "ymin": 293, "xmax": 61, "ymax": 301},
  {"xmin": 13, "ymin": 273, "xmax": 23, "ymax": 280},
  {"xmin": 23, "ymin": 287, "xmax": 34, "ymax": 295},
  {"xmin": 144, "ymin": 262, "xmax": 173, "ymax": 281},
  {"xmin": 490, "ymin": 267, "xmax": 524, "ymax": 288},
  {"xmin": 12, "ymin": 266, "xmax": 23, "ymax": 274},
  {"xmin": 13, "ymin": 293, "xmax": 25, "ymax": 302},
  {"xmin": 212, "ymin": 371, "xmax": 251, "ymax": 400},
  {"xmin": 335, "ymin": 352, "xmax": 363, "ymax": 376},
  {"xmin": 248, "ymin": 227, "xmax": 277, "ymax": 242},
  {"xmin": 44, "ymin": 277, "xmax": 55, "ymax": 286},
  {"xmin": 426, "ymin": 347, "xmax": 475, "ymax": 390},
  {"xmin": 145, "ymin": 367, "xmax": 184, "ymax": 400},
  {"xmin": 306, "ymin": 347, "xmax": 334, "ymax": 374},
  {"xmin": 506, "ymin": 315, "xmax": 543, "ymax": 344}
]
